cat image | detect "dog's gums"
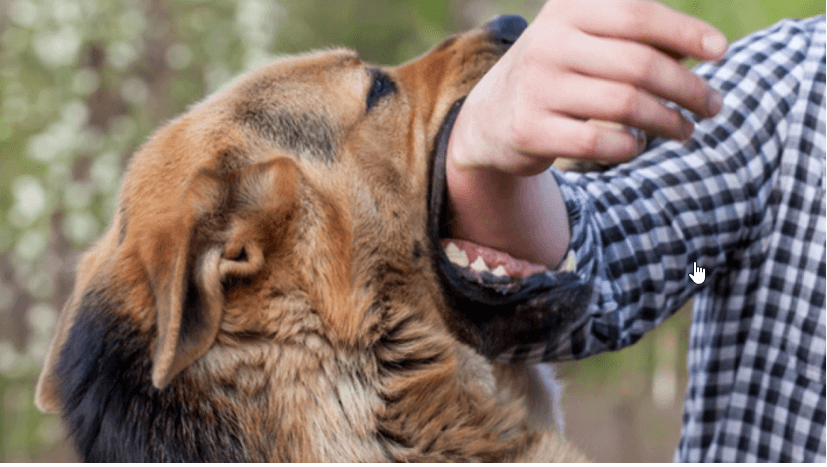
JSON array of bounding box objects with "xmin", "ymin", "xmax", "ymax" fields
[{"xmin": 442, "ymin": 239, "xmax": 549, "ymax": 279}]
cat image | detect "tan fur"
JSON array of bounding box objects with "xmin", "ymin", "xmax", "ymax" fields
[{"xmin": 36, "ymin": 22, "xmax": 587, "ymax": 462}]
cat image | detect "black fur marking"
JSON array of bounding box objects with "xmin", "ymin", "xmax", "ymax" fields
[
  {"xmin": 237, "ymin": 102, "xmax": 336, "ymax": 163},
  {"xmin": 374, "ymin": 314, "xmax": 445, "ymax": 413},
  {"xmin": 378, "ymin": 315, "xmax": 418, "ymax": 346},
  {"xmin": 376, "ymin": 426, "xmax": 413, "ymax": 449},
  {"xmin": 178, "ymin": 279, "xmax": 203, "ymax": 344},
  {"xmin": 379, "ymin": 354, "xmax": 441, "ymax": 373},
  {"xmin": 412, "ymin": 242, "xmax": 424, "ymax": 264},
  {"xmin": 54, "ymin": 291, "xmax": 256, "ymax": 462}
]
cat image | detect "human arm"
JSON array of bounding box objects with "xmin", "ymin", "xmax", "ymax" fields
[
  {"xmin": 446, "ymin": 0, "xmax": 727, "ymax": 270},
  {"xmin": 448, "ymin": 12, "xmax": 825, "ymax": 362}
]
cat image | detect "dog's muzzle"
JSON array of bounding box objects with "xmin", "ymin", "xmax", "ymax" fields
[{"xmin": 427, "ymin": 97, "xmax": 593, "ymax": 360}]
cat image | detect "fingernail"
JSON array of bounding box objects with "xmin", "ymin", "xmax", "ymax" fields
[
  {"xmin": 627, "ymin": 127, "xmax": 647, "ymax": 154},
  {"xmin": 707, "ymin": 90, "xmax": 722, "ymax": 116},
  {"xmin": 702, "ymin": 33, "xmax": 727, "ymax": 57},
  {"xmin": 681, "ymin": 118, "xmax": 694, "ymax": 140}
]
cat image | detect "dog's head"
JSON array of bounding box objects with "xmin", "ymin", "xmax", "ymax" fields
[
  {"xmin": 34, "ymin": 15, "xmax": 592, "ymax": 462},
  {"xmin": 37, "ymin": 15, "xmax": 530, "ymax": 408}
]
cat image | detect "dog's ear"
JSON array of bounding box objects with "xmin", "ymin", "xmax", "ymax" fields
[
  {"xmin": 34, "ymin": 157, "xmax": 301, "ymax": 411},
  {"xmin": 142, "ymin": 168, "xmax": 227, "ymax": 389},
  {"xmin": 148, "ymin": 158, "xmax": 300, "ymax": 388}
]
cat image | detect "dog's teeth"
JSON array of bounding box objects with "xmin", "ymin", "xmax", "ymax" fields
[
  {"xmin": 445, "ymin": 242, "xmax": 469, "ymax": 267},
  {"xmin": 470, "ymin": 256, "xmax": 489, "ymax": 272},
  {"xmin": 558, "ymin": 251, "xmax": 577, "ymax": 272},
  {"xmin": 492, "ymin": 265, "xmax": 507, "ymax": 277}
]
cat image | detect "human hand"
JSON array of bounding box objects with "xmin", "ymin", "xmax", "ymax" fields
[{"xmin": 447, "ymin": 0, "xmax": 729, "ymax": 177}]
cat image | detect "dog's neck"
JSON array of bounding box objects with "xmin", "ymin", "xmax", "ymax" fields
[
  {"xmin": 54, "ymin": 291, "xmax": 258, "ymax": 461},
  {"xmin": 54, "ymin": 285, "xmax": 547, "ymax": 461}
]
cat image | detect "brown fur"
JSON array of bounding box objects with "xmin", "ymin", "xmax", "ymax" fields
[{"xmin": 36, "ymin": 21, "xmax": 587, "ymax": 462}]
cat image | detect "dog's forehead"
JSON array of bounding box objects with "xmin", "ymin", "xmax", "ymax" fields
[
  {"xmin": 227, "ymin": 48, "xmax": 366, "ymax": 103},
  {"xmin": 222, "ymin": 48, "xmax": 375, "ymax": 162},
  {"xmin": 113, "ymin": 49, "xmax": 373, "ymax": 221},
  {"xmin": 115, "ymin": 31, "xmax": 492, "ymax": 231}
]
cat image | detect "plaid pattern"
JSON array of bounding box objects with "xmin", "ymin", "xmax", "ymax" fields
[{"xmin": 501, "ymin": 17, "xmax": 826, "ymax": 462}]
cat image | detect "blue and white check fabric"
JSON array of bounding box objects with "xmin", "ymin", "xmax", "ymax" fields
[{"xmin": 505, "ymin": 17, "xmax": 825, "ymax": 462}]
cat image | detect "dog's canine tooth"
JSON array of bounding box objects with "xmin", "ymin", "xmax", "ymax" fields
[
  {"xmin": 470, "ymin": 256, "xmax": 489, "ymax": 272},
  {"xmin": 558, "ymin": 251, "xmax": 577, "ymax": 272},
  {"xmin": 491, "ymin": 265, "xmax": 507, "ymax": 277},
  {"xmin": 445, "ymin": 242, "xmax": 469, "ymax": 267}
]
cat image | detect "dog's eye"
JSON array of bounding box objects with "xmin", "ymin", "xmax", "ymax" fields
[{"xmin": 366, "ymin": 69, "xmax": 396, "ymax": 111}]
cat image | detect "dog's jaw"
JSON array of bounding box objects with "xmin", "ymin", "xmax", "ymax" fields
[{"xmin": 425, "ymin": 97, "xmax": 594, "ymax": 359}]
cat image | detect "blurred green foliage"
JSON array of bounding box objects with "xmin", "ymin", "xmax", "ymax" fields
[{"xmin": 0, "ymin": 0, "xmax": 823, "ymax": 461}]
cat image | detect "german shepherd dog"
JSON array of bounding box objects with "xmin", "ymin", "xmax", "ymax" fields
[{"xmin": 36, "ymin": 15, "xmax": 591, "ymax": 462}]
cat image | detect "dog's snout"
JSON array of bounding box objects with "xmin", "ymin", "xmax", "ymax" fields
[{"xmin": 484, "ymin": 15, "xmax": 527, "ymax": 47}]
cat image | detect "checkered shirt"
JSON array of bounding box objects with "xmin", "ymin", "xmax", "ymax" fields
[{"xmin": 501, "ymin": 17, "xmax": 826, "ymax": 462}]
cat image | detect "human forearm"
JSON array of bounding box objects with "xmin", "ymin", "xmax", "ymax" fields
[{"xmin": 446, "ymin": 127, "xmax": 571, "ymax": 269}]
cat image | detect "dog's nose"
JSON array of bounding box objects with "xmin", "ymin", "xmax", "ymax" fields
[{"xmin": 484, "ymin": 15, "xmax": 527, "ymax": 47}]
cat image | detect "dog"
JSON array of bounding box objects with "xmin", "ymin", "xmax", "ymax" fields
[{"xmin": 35, "ymin": 15, "xmax": 590, "ymax": 462}]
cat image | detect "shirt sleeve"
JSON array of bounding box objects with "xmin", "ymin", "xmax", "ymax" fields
[{"xmin": 498, "ymin": 16, "xmax": 825, "ymax": 364}]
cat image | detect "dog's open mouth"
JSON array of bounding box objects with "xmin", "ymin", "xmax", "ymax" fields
[
  {"xmin": 441, "ymin": 238, "xmax": 549, "ymax": 279},
  {"xmin": 438, "ymin": 235, "xmax": 578, "ymax": 291},
  {"xmin": 426, "ymin": 98, "xmax": 592, "ymax": 357},
  {"xmin": 426, "ymin": 97, "xmax": 567, "ymax": 291}
]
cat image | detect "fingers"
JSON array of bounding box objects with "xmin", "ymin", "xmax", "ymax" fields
[
  {"xmin": 450, "ymin": 0, "xmax": 731, "ymax": 176},
  {"xmin": 544, "ymin": 73, "xmax": 694, "ymax": 140},
  {"xmin": 507, "ymin": 114, "xmax": 639, "ymax": 169},
  {"xmin": 563, "ymin": 0, "xmax": 728, "ymax": 61},
  {"xmin": 563, "ymin": 32, "xmax": 722, "ymax": 119}
]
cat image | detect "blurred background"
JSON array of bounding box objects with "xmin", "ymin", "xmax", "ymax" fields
[{"xmin": 0, "ymin": 0, "xmax": 823, "ymax": 461}]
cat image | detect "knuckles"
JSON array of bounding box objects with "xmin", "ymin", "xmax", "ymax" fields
[
  {"xmin": 616, "ymin": 0, "xmax": 659, "ymax": 32},
  {"xmin": 605, "ymin": 85, "xmax": 641, "ymax": 122},
  {"xmin": 571, "ymin": 124, "xmax": 603, "ymax": 158}
]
